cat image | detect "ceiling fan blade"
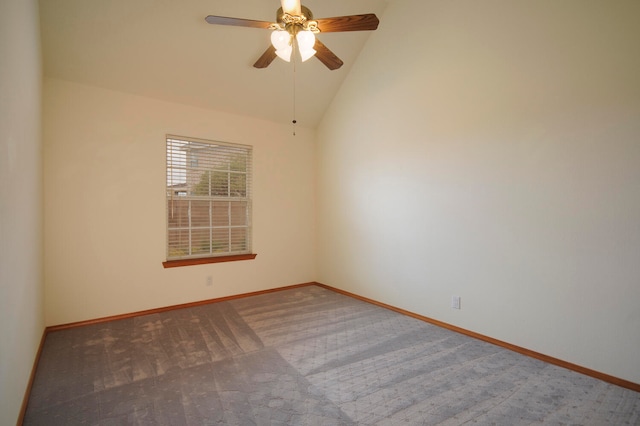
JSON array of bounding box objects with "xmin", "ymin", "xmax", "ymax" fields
[
  {"xmin": 205, "ymin": 15, "xmax": 272, "ymax": 29},
  {"xmin": 316, "ymin": 14, "xmax": 379, "ymax": 32},
  {"xmin": 253, "ymin": 45, "xmax": 278, "ymax": 69},
  {"xmin": 314, "ymin": 39, "xmax": 344, "ymax": 70}
]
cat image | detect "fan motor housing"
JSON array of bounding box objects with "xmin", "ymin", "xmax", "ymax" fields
[{"xmin": 276, "ymin": 6, "xmax": 314, "ymax": 23}]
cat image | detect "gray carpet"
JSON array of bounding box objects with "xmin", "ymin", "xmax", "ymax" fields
[{"xmin": 24, "ymin": 285, "xmax": 640, "ymax": 425}]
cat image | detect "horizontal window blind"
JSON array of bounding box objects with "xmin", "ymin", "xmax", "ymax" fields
[{"xmin": 166, "ymin": 135, "xmax": 252, "ymax": 260}]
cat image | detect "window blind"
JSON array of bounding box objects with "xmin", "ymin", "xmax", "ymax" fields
[{"xmin": 166, "ymin": 136, "xmax": 252, "ymax": 260}]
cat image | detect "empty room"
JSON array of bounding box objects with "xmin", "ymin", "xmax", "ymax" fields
[{"xmin": 1, "ymin": 0, "xmax": 639, "ymax": 424}]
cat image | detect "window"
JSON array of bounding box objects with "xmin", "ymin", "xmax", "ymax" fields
[{"xmin": 164, "ymin": 135, "xmax": 254, "ymax": 267}]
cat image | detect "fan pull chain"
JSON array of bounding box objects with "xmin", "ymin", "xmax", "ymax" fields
[{"xmin": 292, "ymin": 45, "xmax": 297, "ymax": 136}]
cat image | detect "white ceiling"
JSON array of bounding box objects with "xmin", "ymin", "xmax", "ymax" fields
[{"xmin": 39, "ymin": 0, "xmax": 389, "ymax": 128}]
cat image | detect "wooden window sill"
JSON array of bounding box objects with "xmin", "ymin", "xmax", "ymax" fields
[{"xmin": 162, "ymin": 253, "xmax": 257, "ymax": 268}]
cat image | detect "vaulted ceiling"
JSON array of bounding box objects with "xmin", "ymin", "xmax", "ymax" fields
[{"xmin": 39, "ymin": 0, "xmax": 389, "ymax": 128}]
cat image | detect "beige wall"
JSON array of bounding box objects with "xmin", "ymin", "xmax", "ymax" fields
[
  {"xmin": 44, "ymin": 78, "xmax": 316, "ymax": 326},
  {"xmin": 0, "ymin": 0, "xmax": 44, "ymax": 423},
  {"xmin": 317, "ymin": 0, "xmax": 640, "ymax": 383}
]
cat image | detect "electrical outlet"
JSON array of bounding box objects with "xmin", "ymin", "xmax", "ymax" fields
[
  {"xmin": 451, "ymin": 296, "xmax": 461, "ymax": 310},
  {"xmin": 206, "ymin": 276, "xmax": 213, "ymax": 286}
]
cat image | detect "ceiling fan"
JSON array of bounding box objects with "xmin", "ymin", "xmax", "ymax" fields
[{"xmin": 205, "ymin": 0, "xmax": 379, "ymax": 70}]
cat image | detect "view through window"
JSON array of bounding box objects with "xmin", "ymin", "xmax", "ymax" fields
[{"xmin": 166, "ymin": 136, "xmax": 252, "ymax": 260}]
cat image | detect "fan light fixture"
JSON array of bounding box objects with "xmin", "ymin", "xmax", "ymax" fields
[
  {"xmin": 270, "ymin": 28, "xmax": 316, "ymax": 63},
  {"xmin": 265, "ymin": 1, "xmax": 319, "ymax": 63},
  {"xmin": 296, "ymin": 30, "xmax": 316, "ymax": 61},
  {"xmin": 271, "ymin": 30, "xmax": 293, "ymax": 61}
]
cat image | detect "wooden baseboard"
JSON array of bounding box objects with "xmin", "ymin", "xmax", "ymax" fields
[
  {"xmin": 313, "ymin": 282, "xmax": 640, "ymax": 393},
  {"xmin": 17, "ymin": 328, "xmax": 48, "ymax": 426},
  {"xmin": 46, "ymin": 282, "xmax": 317, "ymax": 332}
]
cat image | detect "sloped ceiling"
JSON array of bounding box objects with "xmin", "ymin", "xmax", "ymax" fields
[{"xmin": 39, "ymin": 0, "xmax": 389, "ymax": 128}]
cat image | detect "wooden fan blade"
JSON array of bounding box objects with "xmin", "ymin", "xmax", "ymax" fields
[
  {"xmin": 315, "ymin": 14, "xmax": 379, "ymax": 32},
  {"xmin": 314, "ymin": 39, "xmax": 344, "ymax": 70},
  {"xmin": 205, "ymin": 15, "xmax": 272, "ymax": 29},
  {"xmin": 254, "ymin": 45, "xmax": 278, "ymax": 68}
]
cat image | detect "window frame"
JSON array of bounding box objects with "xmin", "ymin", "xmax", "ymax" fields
[{"xmin": 163, "ymin": 135, "xmax": 255, "ymax": 268}]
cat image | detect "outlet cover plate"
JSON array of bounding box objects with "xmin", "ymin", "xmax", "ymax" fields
[{"xmin": 451, "ymin": 296, "xmax": 461, "ymax": 309}]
